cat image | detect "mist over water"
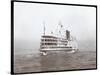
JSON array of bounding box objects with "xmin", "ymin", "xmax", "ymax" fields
[{"xmin": 14, "ymin": 39, "xmax": 96, "ymax": 55}]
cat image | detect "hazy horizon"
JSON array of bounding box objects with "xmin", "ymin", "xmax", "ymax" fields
[{"xmin": 14, "ymin": 2, "xmax": 96, "ymax": 55}]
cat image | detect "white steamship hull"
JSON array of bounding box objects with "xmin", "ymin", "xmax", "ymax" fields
[{"xmin": 40, "ymin": 47, "xmax": 73, "ymax": 51}]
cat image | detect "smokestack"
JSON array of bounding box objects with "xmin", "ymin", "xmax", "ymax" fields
[{"xmin": 66, "ymin": 30, "xmax": 70, "ymax": 40}]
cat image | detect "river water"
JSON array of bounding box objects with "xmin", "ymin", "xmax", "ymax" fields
[{"xmin": 14, "ymin": 50, "xmax": 96, "ymax": 73}]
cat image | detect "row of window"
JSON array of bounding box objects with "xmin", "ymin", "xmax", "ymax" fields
[
  {"xmin": 41, "ymin": 39, "xmax": 68, "ymax": 42},
  {"xmin": 41, "ymin": 43, "xmax": 57, "ymax": 45},
  {"xmin": 41, "ymin": 39, "xmax": 57, "ymax": 41},
  {"xmin": 41, "ymin": 43, "xmax": 67, "ymax": 45}
]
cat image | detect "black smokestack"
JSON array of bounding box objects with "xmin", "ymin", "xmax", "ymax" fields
[{"xmin": 66, "ymin": 30, "xmax": 70, "ymax": 40}]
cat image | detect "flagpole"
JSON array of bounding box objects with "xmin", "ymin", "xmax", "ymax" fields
[{"xmin": 43, "ymin": 21, "xmax": 45, "ymax": 35}]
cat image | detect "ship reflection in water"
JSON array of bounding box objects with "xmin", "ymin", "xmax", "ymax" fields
[{"xmin": 14, "ymin": 51, "xmax": 96, "ymax": 73}]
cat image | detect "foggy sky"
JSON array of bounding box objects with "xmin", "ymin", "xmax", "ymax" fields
[{"xmin": 14, "ymin": 2, "xmax": 96, "ymax": 53}]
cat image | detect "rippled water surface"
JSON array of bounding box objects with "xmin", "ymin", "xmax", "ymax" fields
[{"xmin": 14, "ymin": 51, "xmax": 96, "ymax": 73}]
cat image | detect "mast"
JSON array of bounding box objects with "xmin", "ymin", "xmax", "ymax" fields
[
  {"xmin": 43, "ymin": 21, "xmax": 45, "ymax": 35},
  {"xmin": 58, "ymin": 21, "xmax": 63, "ymax": 38},
  {"xmin": 57, "ymin": 21, "xmax": 63, "ymax": 46}
]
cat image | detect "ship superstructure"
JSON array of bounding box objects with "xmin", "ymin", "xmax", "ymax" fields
[{"xmin": 40, "ymin": 22, "xmax": 78, "ymax": 55}]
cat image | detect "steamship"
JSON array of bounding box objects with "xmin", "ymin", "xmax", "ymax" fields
[{"xmin": 40, "ymin": 22, "xmax": 78, "ymax": 55}]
